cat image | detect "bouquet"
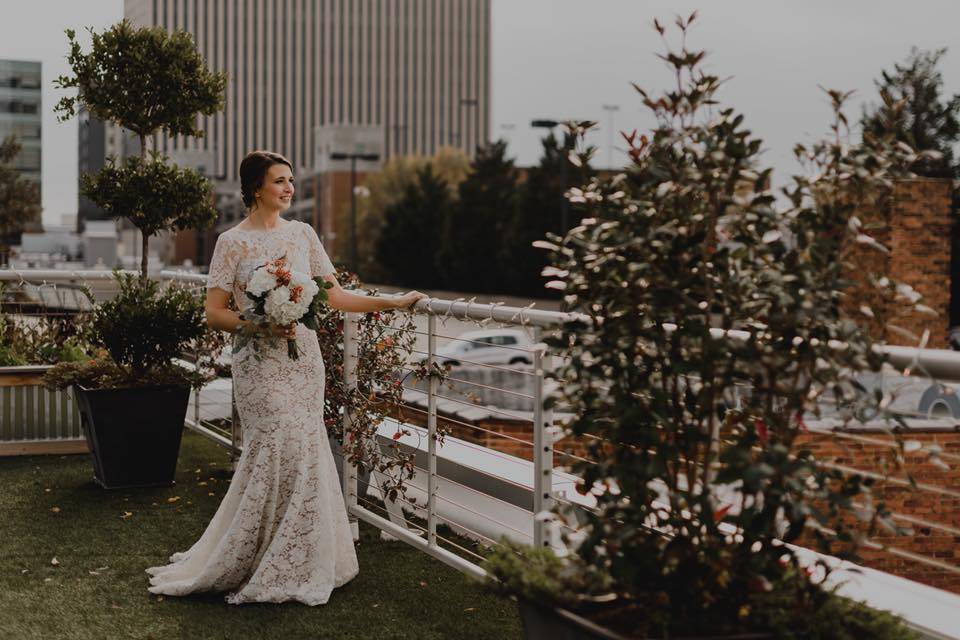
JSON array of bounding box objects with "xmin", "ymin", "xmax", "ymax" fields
[{"xmin": 237, "ymin": 255, "xmax": 332, "ymax": 360}]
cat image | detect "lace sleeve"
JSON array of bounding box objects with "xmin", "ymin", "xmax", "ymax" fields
[
  {"xmin": 306, "ymin": 223, "xmax": 336, "ymax": 278},
  {"xmin": 206, "ymin": 232, "xmax": 239, "ymax": 292}
]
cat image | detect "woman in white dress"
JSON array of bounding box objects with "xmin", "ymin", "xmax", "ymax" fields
[{"xmin": 146, "ymin": 150, "xmax": 426, "ymax": 605}]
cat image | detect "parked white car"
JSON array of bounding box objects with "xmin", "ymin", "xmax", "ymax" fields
[{"xmin": 435, "ymin": 328, "xmax": 535, "ymax": 367}]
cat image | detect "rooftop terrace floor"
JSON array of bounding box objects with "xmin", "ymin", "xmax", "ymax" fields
[{"xmin": 0, "ymin": 432, "xmax": 522, "ymax": 639}]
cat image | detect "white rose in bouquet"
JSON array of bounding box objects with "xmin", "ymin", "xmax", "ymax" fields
[
  {"xmin": 247, "ymin": 268, "xmax": 276, "ymax": 296},
  {"xmin": 264, "ymin": 286, "xmax": 304, "ymax": 326}
]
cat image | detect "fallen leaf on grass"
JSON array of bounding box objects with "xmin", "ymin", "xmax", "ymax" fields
[
  {"xmin": 44, "ymin": 488, "xmax": 51, "ymax": 493},
  {"xmin": 88, "ymin": 571, "xmax": 100, "ymax": 576},
  {"xmin": 50, "ymin": 557, "xmax": 59, "ymax": 566},
  {"xmin": 50, "ymin": 506, "xmax": 60, "ymax": 513},
  {"xmin": 464, "ymin": 608, "xmax": 476, "ymax": 612},
  {"xmin": 43, "ymin": 578, "xmax": 52, "ymax": 583},
  {"xmin": 121, "ymin": 512, "xmax": 134, "ymax": 519},
  {"xmin": 207, "ymin": 492, "xmax": 215, "ymax": 496},
  {"xmin": 21, "ymin": 569, "xmax": 28, "ymax": 574},
  {"xmin": 110, "ymin": 604, "xmax": 122, "ymax": 609},
  {"xmin": 197, "ymin": 482, "xmax": 208, "ymax": 486},
  {"xmin": 419, "ymin": 581, "xmax": 428, "ymax": 587},
  {"xmin": 166, "ymin": 496, "xmax": 181, "ymax": 503},
  {"xmin": 96, "ymin": 566, "xmax": 109, "ymax": 571}
]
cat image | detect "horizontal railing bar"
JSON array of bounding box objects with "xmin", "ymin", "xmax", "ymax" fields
[
  {"xmin": 349, "ymin": 502, "xmax": 487, "ymax": 580},
  {"xmin": 407, "ymin": 347, "xmax": 535, "ymax": 373},
  {"xmin": 183, "ymin": 418, "xmax": 237, "ymax": 452},
  {"xmin": 804, "ymin": 426, "xmax": 960, "ymax": 464},
  {"xmin": 398, "ymin": 403, "xmax": 536, "ymax": 447},
  {"xmin": 432, "ymin": 374, "xmax": 535, "ymax": 400}
]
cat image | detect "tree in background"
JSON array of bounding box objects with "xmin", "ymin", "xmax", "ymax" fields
[
  {"xmin": 861, "ymin": 47, "xmax": 960, "ymax": 338},
  {"xmin": 375, "ymin": 165, "xmax": 452, "ymax": 289},
  {"xmin": 501, "ymin": 131, "xmax": 594, "ymax": 298},
  {"xmin": 860, "ymin": 47, "xmax": 960, "ymax": 179},
  {"xmin": 437, "ymin": 140, "xmax": 519, "ymax": 292},
  {"xmin": 344, "ymin": 146, "xmax": 470, "ymax": 281},
  {"xmin": 0, "ymin": 136, "xmax": 42, "ymax": 263}
]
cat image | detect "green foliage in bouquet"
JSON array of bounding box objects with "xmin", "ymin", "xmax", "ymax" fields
[{"xmin": 485, "ymin": 13, "xmax": 935, "ymax": 638}]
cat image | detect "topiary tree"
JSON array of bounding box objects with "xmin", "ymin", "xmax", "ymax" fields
[
  {"xmin": 54, "ymin": 20, "xmax": 226, "ymax": 280},
  {"xmin": 44, "ymin": 20, "xmax": 226, "ymax": 389},
  {"xmin": 485, "ymin": 13, "xmax": 931, "ymax": 638}
]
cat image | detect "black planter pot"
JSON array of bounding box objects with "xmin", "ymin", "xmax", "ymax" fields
[
  {"xmin": 518, "ymin": 599, "xmax": 627, "ymax": 640},
  {"xmin": 517, "ymin": 599, "xmax": 772, "ymax": 640},
  {"xmin": 74, "ymin": 384, "xmax": 191, "ymax": 489}
]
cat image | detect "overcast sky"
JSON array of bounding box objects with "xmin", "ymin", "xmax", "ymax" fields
[{"xmin": 2, "ymin": 1, "xmax": 959, "ymax": 226}]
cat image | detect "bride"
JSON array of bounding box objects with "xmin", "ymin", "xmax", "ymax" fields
[{"xmin": 146, "ymin": 150, "xmax": 426, "ymax": 605}]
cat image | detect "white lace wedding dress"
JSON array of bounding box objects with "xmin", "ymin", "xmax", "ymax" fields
[{"xmin": 145, "ymin": 219, "xmax": 359, "ymax": 605}]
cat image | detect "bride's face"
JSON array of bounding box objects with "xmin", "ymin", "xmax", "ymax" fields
[{"xmin": 256, "ymin": 163, "xmax": 295, "ymax": 211}]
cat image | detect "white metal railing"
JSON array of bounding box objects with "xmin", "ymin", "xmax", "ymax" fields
[{"xmin": 3, "ymin": 268, "xmax": 960, "ymax": 637}]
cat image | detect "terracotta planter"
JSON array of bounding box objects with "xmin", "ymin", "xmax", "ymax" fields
[{"xmin": 74, "ymin": 384, "xmax": 190, "ymax": 489}]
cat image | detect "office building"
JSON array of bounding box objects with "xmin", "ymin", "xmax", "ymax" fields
[
  {"xmin": 0, "ymin": 59, "xmax": 42, "ymax": 233},
  {"xmin": 124, "ymin": 0, "xmax": 492, "ymax": 182}
]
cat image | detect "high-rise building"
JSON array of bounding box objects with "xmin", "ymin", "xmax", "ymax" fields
[
  {"xmin": 0, "ymin": 59, "xmax": 42, "ymax": 233},
  {"xmin": 123, "ymin": 0, "xmax": 492, "ymax": 181}
]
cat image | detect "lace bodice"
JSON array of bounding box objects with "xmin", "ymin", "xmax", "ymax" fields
[{"xmin": 205, "ymin": 219, "xmax": 336, "ymax": 313}]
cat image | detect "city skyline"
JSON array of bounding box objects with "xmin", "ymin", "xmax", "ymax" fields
[{"xmin": 2, "ymin": 1, "xmax": 960, "ymax": 226}]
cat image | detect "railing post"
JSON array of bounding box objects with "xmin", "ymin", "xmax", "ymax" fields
[
  {"xmin": 427, "ymin": 313, "xmax": 438, "ymax": 548},
  {"xmin": 193, "ymin": 345, "xmax": 201, "ymax": 428},
  {"xmin": 342, "ymin": 312, "xmax": 361, "ymax": 541},
  {"xmin": 532, "ymin": 344, "xmax": 555, "ymax": 548}
]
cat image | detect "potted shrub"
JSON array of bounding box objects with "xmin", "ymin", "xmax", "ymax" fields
[
  {"xmin": 484, "ymin": 14, "xmax": 930, "ymax": 639},
  {"xmin": 42, "ymin": 20, "xmax": 226, "ymax": 488}
]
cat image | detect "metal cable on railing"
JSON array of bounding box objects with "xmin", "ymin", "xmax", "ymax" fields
[{"xmin": 396, "ymin": 403, "xmax": 535, "ymax": 448}]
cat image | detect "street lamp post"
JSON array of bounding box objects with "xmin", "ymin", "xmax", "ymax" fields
[
  {"xmin": 330, "ymin": 151, "xmax": 381, "ymax": 274},
  {"xmin": 602, "ymin": 104, "xmax": 620, "ymax": 169},
  {"xmin": 531, "ymin": 118, "xmax": 570, "ymax": 233}
]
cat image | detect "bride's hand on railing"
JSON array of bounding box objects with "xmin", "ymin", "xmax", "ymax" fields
[{"xmin": 393, "ymin": 291, "xmax": 428, "ymax": 310}]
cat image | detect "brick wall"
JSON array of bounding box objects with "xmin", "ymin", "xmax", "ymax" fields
[
  {"xmin": 798, "ymin": 429, "xmax": 960, "ymax": 593},
  {"xmin": 846, "ymin": 178, "xmax": 954, "ymax": 348}
]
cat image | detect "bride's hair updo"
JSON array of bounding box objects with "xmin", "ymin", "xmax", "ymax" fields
[{"xmin": 239, "ymin": 150, "xmax": 293, "ymax": 209}]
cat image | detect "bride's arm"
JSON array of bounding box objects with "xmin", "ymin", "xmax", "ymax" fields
[
  {"xmin": 205, "ymin": 289, "xmax": 294, "ymax": 337},
  {"xmin": 205, "ymin": 288, "xmax": 248, "ymax": 332},
  {"xmin": 322, "ymin": 275, "xmax": 427, "ymax": 313}
]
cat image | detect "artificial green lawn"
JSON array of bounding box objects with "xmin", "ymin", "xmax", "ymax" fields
[{"xmin": 0, "ymin": 431, "xmax": 523, "ymax": 639}]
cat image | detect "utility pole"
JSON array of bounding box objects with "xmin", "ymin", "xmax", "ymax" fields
[{"xmin": 602, "ymin": 104, "xmax": 620, "ymax": 169}]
